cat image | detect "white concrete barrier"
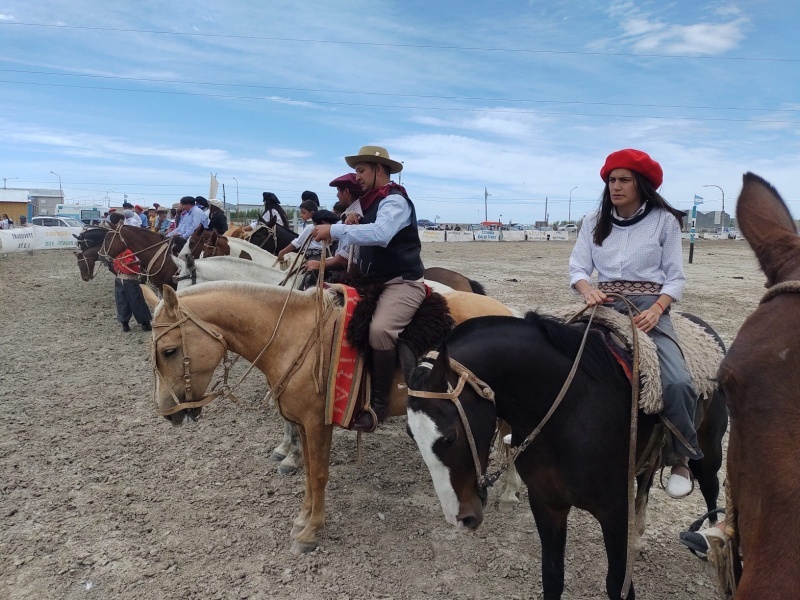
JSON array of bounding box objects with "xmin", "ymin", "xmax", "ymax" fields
[
  {"xmin": 474, "ymin": 230, "xmax": 501, "ymax": 242},
  {"xmin": 419, "ymin": 229, "xmax": 446, "ymax": 242},
  {"xmin": 0, "ymin": 225, "xmax": 83, "ymax": 254},
  {"xmin": 501, "ymin": 230, "xmax": 526, "ymax": 242},
  {"xmin": 445, "ymin": 230, "xmax": 475, "ymax": 242},
  {"xmin": 525, "ymin": 230, "xmax": 571, "ymax": 241}
]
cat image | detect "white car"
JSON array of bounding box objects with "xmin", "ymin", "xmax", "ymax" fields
[{"xmin": 31, "ymin": 216, "xmax": 86, "ymax": 228}]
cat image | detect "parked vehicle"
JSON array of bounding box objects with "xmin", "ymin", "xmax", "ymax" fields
[{"xmin": 31, "ymin": 216, "xmax": 85, "ymax": 228}]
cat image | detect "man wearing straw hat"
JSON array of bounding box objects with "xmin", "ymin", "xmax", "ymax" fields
[{"xmin": 313, "ymin": 145, "xmax": 425, "ymax": 432}]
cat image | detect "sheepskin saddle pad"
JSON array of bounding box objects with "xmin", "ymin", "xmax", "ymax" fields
[{"xmin": 546, "ymin": 305, "xmax": 723, "ymax": 414}]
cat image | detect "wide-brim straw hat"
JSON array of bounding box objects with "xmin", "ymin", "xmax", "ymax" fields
[{"xmin": 345, "ymin": 145, "xmax": 403, "ymax": 174}]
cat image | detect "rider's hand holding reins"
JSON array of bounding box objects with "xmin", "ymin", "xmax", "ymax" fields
[{"xmin": 312, "ymin": 224, "xmax": 332, "ymax": 241}]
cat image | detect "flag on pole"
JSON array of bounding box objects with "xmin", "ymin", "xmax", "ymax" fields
[
  {"xmin": 694, "ymin": 194, "xmax": 704, "ymax": 205},
  {"xmin": 209, "ymin": 173, "xmax": 219, "ymax": 201}
]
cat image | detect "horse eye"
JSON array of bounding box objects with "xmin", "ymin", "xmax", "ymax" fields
[
  {"xmin": 162, "ymin": 348, "xmax": 178, "ymax": 358},
  {"xmin": 442, "ymin": 430, "xmax": 457, "ymax": 445}
]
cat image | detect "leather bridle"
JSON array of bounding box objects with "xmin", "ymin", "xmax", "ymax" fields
[{"xmin": 151, "ymin": 302, "xmax": 233, "ymax": 417}]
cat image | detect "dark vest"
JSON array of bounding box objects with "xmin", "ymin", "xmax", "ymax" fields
[{"xmin": 356, "ymin": 189, "xmax": 424, "ymax": 282}]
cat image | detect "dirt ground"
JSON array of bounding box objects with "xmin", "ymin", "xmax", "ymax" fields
[{"xmin": 1, "ymin": 239, "xmax": 764, "ymax": 600}]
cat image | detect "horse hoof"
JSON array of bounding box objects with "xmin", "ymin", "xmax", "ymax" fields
[
  {"xmin": 277, "ymin": 463, "xmax": 299, "ymax": 476},
  {"xmin": 270, "ymin": 451, "xmax": 286, "ymax": 462},
  {"xmin": 290, "ymin": 539, "xmax": 317, "ymax": 555}
]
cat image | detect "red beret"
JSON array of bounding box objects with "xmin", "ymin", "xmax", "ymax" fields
[
  {"xmin": 329, "ymin": 173, "xmax": 362, "ymax": 196},
  {"xmin": 134, "ymin": 204, "xmax": 143, "ymax": 211},
  {"xmin": 600, "ymin": 149, "xmax": 663, "ymax": 189}
]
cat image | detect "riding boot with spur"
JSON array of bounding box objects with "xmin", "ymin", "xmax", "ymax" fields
[{"xmin": 351, "ymin": 349, "xmax": 396, "ymax": 433}]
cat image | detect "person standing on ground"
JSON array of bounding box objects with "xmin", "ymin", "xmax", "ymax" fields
[
  {"xmin": 107, "ymin": 213, "xmax": 152, "ymax": 332},
  {"xmin": 312, "ymin": 146, "xmax": 425, "ymax": 432},
  {"xmin": 568, "ymin": 148, "xmax": 701, "ymax": 499}
]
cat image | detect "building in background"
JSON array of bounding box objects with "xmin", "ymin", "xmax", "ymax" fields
[{"xmin": 0, "ymin": 189, "xmax": 32, "ymax": 225}]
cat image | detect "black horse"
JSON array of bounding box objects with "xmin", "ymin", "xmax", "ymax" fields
[
  {"xmin": 399, "ymin": 313, "xmax": 727, "ymax": 600},
  {"xmin": 73, "ymin": 226, "xmax": 109, "ymax": 251},
  {"xmin": 247, "ymin": 216, "xmax": 298, "ymax": 255}
]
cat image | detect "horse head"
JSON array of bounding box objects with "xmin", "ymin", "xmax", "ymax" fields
[
  {"xmin": 151, "ymin": 286, "xmax": 228, "ymax": 426},
  {"xmin": 399, "ymin": 340, "xmax": 496, "ymax": 531},
  {"xmin": 74, "ymin": 246, "xmax": 100, "ymax": 281},
  {"xmin": 736, "ymin": 172, "xmax": 800, "ymax": 287}
]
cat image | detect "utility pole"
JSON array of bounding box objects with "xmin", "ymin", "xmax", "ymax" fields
[
  {"xmin": 544, "ymin": 196, "xmax": 548, "ymax": 225},
  {"xmin": 50, "ymin": 171, "xmax": 62, "ymax": 199},
  {"xmin": 702, "ymin": 184, "xmax": 726, "ymax": 231},
  {"xmin": 3, "ymin": 177, "xmax": 19, "ymax": 189},
  {"xmin": 232, "ymin": 177, "xmax": 239, "ymax": 220},
  {"xmin": 484, "ymin": 187, "xmax": 490, "ymax": 222}
]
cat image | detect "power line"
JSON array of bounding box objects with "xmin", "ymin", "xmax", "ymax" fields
[
  {"xmin": 2, "ymin": 21, "xmax": 798, "ymax": 63},
  {"xmin": 2, "ymin": 79, "xmax": 798, "ymax": 124},
  {"xmin": 1, "ymin": 68, "xmax": 796, "ymax": 114}
]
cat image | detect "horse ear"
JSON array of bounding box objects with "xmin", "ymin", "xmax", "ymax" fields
[
  {"xmin": 397, "ymin": 340, "xmax": 418, "ymax": 384},
  {"xmin": 428, "ymin": 343, "xmax": 451, "ymax": 391},
  {"xmin": 737, "ymin": 173, "xmax": 800, "ymax": 285},
  {"xmin": 239, "ymin": 251, "xmax": 252, "ymax": 261},
  {"xmin": 142, "ymin": 284, "xmax": 161, "ymax": 310},
  {"xmin": 209, "ymin": 230, "xmax": 218, "ymax": 243},
  {"xmin": 160, "ymin": 285, "xmax": 180, "ymax": 316},
  {"xmin": 72, "ymin": 233, "xmax": 80, "ymax": 240}
]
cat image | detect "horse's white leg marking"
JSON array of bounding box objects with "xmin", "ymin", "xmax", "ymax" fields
[{"xmin": 407, "ymin": 408, "xmax": 460, "ymax": 526}]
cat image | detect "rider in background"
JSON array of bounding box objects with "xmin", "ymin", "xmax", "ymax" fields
[
  {"xmin": 312, "ymin": 146, "xmax": 425, "ymax": 432},
  {"xmin": 569, "ymin": 148, "xmax": 701, "ymax": 499},
  {"xmin": 207, "ymin": 199, "xmax": 228, "ymax": 234},
  {"xmin": 305, "ymin": 172, "xmax": 364, "ymax": 276},
  {"xmin": 276, "ymin": 200, "xmax": 322, "ymax": 262}
]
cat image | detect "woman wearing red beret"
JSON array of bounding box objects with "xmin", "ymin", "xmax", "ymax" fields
[{"xmin": 569, "ymin": 148, "xmax": 700, "ymax": 499}]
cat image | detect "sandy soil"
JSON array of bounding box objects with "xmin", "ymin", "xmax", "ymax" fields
[{"xmin": 0, "ymin": 239, "xmax": 763, "ymax": 599}]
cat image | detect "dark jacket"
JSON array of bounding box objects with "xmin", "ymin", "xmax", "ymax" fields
[{"xmin": 356, "ymin": 190, "xmax": 424, "ymax": 282}]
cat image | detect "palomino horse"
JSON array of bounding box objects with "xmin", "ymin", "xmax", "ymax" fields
[
  {"xmin": 100, "ymin": 225, "xmax": 177, "ymax": 291},
  {"xmin": 147, "ymin": 282, "xmax": 513, "ymax": 554},
  {"xmin": 716, "ymin": 173, "xmax": 800, "ymax": 599},
  {"xmin": 400, "ymin": 313, "xmax": 728, "ymax": 600}
]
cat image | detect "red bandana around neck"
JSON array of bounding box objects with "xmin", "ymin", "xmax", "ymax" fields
[{"xmin": 359, "ymin": 182, "xmax": 409, "ymax": 212}]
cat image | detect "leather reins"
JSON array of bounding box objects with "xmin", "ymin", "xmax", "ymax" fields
[{"xmin": 100, "ymin": 227, "xmax": 174, "ymax": 285}]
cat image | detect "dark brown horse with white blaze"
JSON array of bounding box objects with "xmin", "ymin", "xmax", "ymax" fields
[
  {"xmin": 147, "ymin": 282, "xmax": 514, "ymax": 554},
  {"xmin": 399, "ymin": 313, "xmax": 728, "ymax": 600},
  {"xmin": 717, "ymin": 173, "xmax": 800, "ymax": 599}
]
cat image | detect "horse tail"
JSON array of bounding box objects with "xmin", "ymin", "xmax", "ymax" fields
[{"xmin": 468, "ymin": 279, "xmax": 486, "ymax": 295}]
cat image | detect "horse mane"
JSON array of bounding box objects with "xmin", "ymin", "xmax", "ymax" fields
[
  {"xmin": 523, "ymin": 311, "xmax": 630, "ymax": 388},
  {"xmin": 174, "ymin": 280, "xmax": 338, "ymax": 308}
]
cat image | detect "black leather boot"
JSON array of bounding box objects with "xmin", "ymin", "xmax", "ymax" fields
[
  {"xmin": 351, "ymin": 349, "xmax": 396, "ymax": 432},
  {"xmin": 121, "ymin": 321, "xmax": 131, "ymax": 332},
  {"xmin": 141, "ymin": 321, "xmax": 152, "ymax": 332}
]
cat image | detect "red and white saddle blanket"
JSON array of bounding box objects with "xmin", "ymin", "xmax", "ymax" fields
[{"xmin": 324, "ymin": 284, "xmax": 366, "ymax": 428}]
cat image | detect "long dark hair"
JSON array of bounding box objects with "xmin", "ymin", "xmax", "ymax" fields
[
  {"xmin": 262, "ymin": 192, "xmax": 290, "ymax": 228},
  {"xmin": 593, "ymin": 171, "xmax": 685, "ymax": 245}
]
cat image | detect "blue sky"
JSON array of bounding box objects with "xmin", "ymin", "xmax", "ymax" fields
[{"xmin": 1, "ymin": 0, "xmax": 798, "ymax": 224}]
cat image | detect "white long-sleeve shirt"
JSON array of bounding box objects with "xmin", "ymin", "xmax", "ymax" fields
[
  {"xmin": 328, "ymin": 192, "xmax": 411, "ymax": 248},
  {"xmin": 569, "ymin": 206, "xmax": 686, "ymax": 301}
]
